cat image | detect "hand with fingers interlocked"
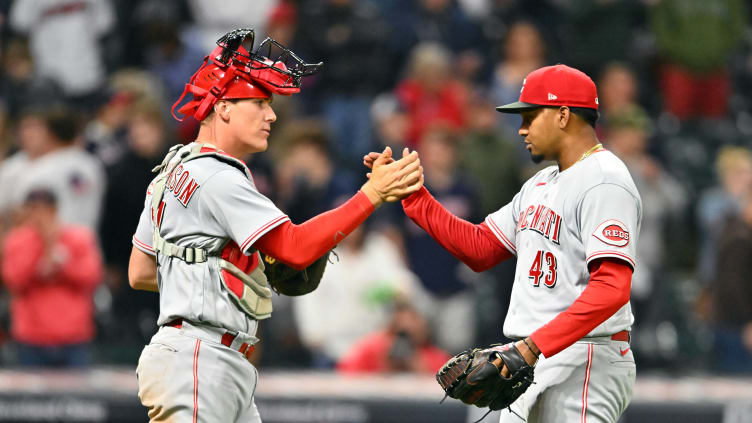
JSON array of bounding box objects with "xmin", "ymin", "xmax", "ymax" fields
[{"xmin": 360, "ymin": 146, "xmax": 424, "ymax": 206}]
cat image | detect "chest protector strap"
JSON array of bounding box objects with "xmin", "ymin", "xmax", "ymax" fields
[{"xmin": 151, "ymin": 143, "xmax": 273, "ymax": 320}]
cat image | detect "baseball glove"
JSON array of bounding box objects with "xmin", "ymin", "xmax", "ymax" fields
[
  {"xmin": 436, "ymin": 343, "xmax": 535, "ymax": 416},
  {"xmin": 261, "ymin": 250, "xmax": 331, "ymax": 296}
]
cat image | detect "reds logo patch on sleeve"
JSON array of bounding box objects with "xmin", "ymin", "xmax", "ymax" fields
[{"xmin": 592, "ymin": 219, "xmax": 630, "ymax": 247}]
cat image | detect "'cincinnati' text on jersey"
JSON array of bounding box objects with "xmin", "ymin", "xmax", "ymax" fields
[{"xmin": 517, "ymin": 204, "xmax": 562, "ymax": 244}]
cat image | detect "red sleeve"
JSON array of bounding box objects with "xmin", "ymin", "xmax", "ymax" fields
[
  {"xmin": 401, "ymin": 186, "xmax": 512, "ymax": 271},
  {"xmin": 1, "ymin": 227, "xmax": 44, "ymax": 294},
  {"xmin": 57, "ymin": 228, "xmax": 103, "ymax": 292},
  {"xmin": 254, "ymin": 190, "xmax": 375, "ymax": 269},
  {"xmin": 530, "ymin": 258, "xmax": 632, "ymax": 357}
]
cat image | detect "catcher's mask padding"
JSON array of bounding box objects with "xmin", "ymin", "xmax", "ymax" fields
[{"xmin": 172, "ymin": 28, "xmax": 322, "ymax": 121}]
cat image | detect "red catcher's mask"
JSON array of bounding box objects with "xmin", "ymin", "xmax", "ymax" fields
[{"xmin": 172, "ymin": 28, "xmax": 322, "ymax": 121}]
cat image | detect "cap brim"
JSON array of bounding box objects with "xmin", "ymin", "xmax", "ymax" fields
[{"xmin": 495, "ymin": 101, "xmax": 542, "ymax": 114}]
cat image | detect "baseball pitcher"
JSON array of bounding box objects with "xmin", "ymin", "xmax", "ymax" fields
[{"xmin": 366, "ymin": 64, "xmax": 640, "ymax": 422}]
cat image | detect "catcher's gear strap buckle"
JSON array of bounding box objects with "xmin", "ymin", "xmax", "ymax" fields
[{"xmin": 153, "ymin": 236, "xmax": 208, "ymax": 264}]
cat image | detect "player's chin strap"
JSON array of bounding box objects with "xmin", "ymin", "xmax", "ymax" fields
[{"xmin": 150, "ymin": 143, "xmax": 273, "ymax": 320}]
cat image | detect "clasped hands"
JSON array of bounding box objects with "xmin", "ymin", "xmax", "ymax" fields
[{"xmin": 360, "ymin": 146, "xmax": 423, "ymax": 206}]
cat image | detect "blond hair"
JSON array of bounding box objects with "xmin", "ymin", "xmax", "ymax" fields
[{"xmin": 716, "ymin": 146, "xmax": 752, "ymax": 178}]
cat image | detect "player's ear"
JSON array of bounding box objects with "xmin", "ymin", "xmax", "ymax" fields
[
  {"xmin": 557, "ymin": 106, "xmax": 571, "ymax": 129},
  {"xmin": 214, "ymin": 100, "xmax": 233, "ymax": 122}
]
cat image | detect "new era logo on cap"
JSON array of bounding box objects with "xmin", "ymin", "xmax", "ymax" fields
[{"xmin": 496, "ymin": 64, "xmax": 599, "ymax": 113}]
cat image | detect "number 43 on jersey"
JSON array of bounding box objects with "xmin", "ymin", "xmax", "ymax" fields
[{"xmin": 529, "ymin": 250, "xmax": 557, "ymax": 288}]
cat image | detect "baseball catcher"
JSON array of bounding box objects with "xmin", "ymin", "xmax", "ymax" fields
[
  {"xmin": 129, "ymin": 25, "xmax": 424, "ymax": 422},
  {"xmin": 437, "ymin": 342, "xmax": 536, "ymax": 420}
]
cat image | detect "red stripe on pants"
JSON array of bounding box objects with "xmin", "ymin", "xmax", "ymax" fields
[
  {"xmin": 581, "ymin": 344, "xmax": 593, "ymax": 423},
  {"xmin": 193, "ymin": 340, "xmax": 201, "ymax": 423}
]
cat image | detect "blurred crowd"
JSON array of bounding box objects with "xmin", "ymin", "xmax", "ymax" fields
[{"xmin": 0, "ymin": 0, "xmax": 751, "ymax": 375}]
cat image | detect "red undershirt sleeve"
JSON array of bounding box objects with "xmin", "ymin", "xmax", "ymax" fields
[
  {"xmin": 529, "ymin": 258, "xmax": 633, "ymax": 357},
  {"xmin": 254, "ymin": 190, "xmax": 375, "ymax": 269},
  {"xmin": 401, "ymin": 186, "xmax": 512, "ymax": 271}
]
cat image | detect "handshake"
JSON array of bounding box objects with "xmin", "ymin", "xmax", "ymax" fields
[{"xmin": 360, "ymin": 146, "xmax": 424, "ymax": 206}]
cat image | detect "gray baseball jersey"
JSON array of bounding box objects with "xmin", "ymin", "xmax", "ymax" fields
[
  {"xmin": 132, "ymin": 144, "xmax": 289, "ymax": 334},
  {"xmin": 486, "ymin": 149, "xmax": 641, "ymax": 340},
  {"xmin": 485, "ymin": 149, "xmax": 641, "ymax": 423}
]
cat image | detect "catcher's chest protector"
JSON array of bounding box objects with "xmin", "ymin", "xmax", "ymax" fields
[{"xmin": 151, "ymin": 143, "xmax": 273, "ymax": 320}]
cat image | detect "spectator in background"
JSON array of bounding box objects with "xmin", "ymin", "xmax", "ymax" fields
[
  {"xmin": 0, "ymin": 102, "xmax": 11, "ymax": 160},
  {"xmin": 337, "ymin": 301, "xmax": 449, "ymax": 374},
  {"xmin": 185, "ymin": 0, "xmax": 278, "ymax": 52},
  {"xmin": 9, "ymin": 0, "xmax": 114, "ymax": 108},
  {"xmin": 84, "ymin": 69, "xmax": 168, "ymax": 162},
  {"xmin": 99, "ymin": 101, "xmax": 168, "ymax": 351},
  {"xmin": 401, "ymin": 126, "xmax": 482, "ymax": 353},
  {"xmin": 265, "ymin": 0, "xmax": 296, "ymax": 47},
  {"xmin": 273, "ymin": 121, "xmax": 357, "ymax": 223},
  {"xmin": 371, "ymin": 93, "xmax": 410, "ymax": 154},
  {"xmin": 396, "ymin": 43, "xmax": 469, "ymax": 147},
  {"xmin": 706, "ymin": 194, "xmax": 752, "ymax": 373},
  {"xmin": 83, "ymin": 91, "xmax": 132, "ymax": 165},
  {"xmin": 0, "ymin": 38, "xmax": 63, "ymax": 117},
  {"xmin": 598, "ymin": 62, "xmax": 641, "ymax": 127},
  {"xmin": 605, "ymin": 105, "xmax": 687, "ymax": 321},
  {"xmin": 383, "ymin": 0, "xmax": 486, "ymax": 83},
  {"xmin": 0, "ymin": 109, "xmax": 50, "ymax": 227},
  {"xmin": 650, "ymin": 0, "xmax": 747, "ymax": 120},
  {"xmin": 294, "ymin": 222, "xmax": 423, "ymax": 368},
  {"xmin": 295, "ymin": 0, "xmax": 391, "ymax": 170},
  {"xmin": 10, "ymin": 108, "xmax": 105, "ymax": 231},
  {"xmin": 132, "ymin": 2, "xmax": 206, "ymax": 104},
  {"xmin": 696, "ymin": 147, "xmax": 752, "ymax": 285},
  {"xmin": 1, "ymin": 189, "xmax": 102, "ymax": 367},
  {"xmin": 490, "ymin": 21, "xmax": 546, "ymax": 142},
  {"xmin": 562, "ymin": 0, "xmax": 645, "ymax": 78},
  {"xmin": 459, "ymin": 93, "xmax": 521, "ymax": 215}
]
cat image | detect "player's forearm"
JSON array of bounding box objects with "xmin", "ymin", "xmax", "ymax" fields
[
  {"xmin": 402, "ymin": 186, "xmax": 511, "ymax": 271},
  {"xmin": 529, "ymin": 258, "xmax": 632, "ymax": 357},
  {"xmin": 255, "ymin": 191, "xmax": 374, "ymax": 269},
  {"xmin": 128, "ymin": 246, "xmax": 159, "ymax": 292}
]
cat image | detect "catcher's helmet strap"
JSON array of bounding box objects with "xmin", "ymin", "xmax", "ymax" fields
[{"xmin": 171, "ymin": 55, "xmax": 211, "ymax": 121}]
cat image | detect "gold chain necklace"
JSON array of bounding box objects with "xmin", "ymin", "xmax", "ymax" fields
[{"xmin": 578, "ymin": 143, "xmax": 603, "ymax": 162}]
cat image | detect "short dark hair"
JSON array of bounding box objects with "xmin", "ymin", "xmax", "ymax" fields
[
  {"xmin": 24, "ymin": 188, "xmax": 57, "ymax": 206},
  {"xmin": 44, "ymin": 109, "xmax": 81, "ymax": 144},
  {"xmin": 568, "ymin": 107, "xmax": 599, "ymax": 128}
]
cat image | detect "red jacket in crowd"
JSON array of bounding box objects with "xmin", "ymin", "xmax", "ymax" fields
[
  {"xmin": 396, "ymin": 79, "xmax": 468, "ymax": 146},
  {"xmin": 1, "ymin": 225, "xmax": 102, "ymax": 346},
  {"xmin": 337, "ymin": 330, "xmax": 450, "ymax": 374}
]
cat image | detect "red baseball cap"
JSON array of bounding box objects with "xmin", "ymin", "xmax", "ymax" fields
[{"xmin": 496, "ymin": 64, "xmax": 599, "ymax": 113}]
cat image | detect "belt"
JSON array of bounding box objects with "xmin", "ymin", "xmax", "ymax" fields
[
  {"xmin": 610, "ymin": 330, "xmax": 630, "ymax": 343},
  {"xmin": 166, "ymin": 319, "xmax": 256, "ymax": 356}
]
